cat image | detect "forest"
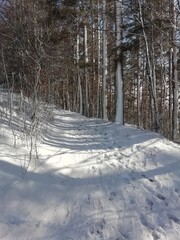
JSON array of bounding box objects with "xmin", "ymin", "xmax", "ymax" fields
[
  {"xmin": 0, "ymin": 0, "xmax": 179, "ymax": 142},
  {"xmin": 0, "ymin": 1, "xmax": 180, "ymax": 239}
]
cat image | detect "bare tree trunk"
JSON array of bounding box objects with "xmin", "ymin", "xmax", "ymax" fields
[
  {"xmin": 172, "ymin": 0, "xmax": 179, "ymax": 141},
  {"xmin": 137, "ymin": 46, "xmax": 141, "ymax": 127},
  {"xmin": 159, "ymin": 32, "xmax": 167, "ymax": 134},
  {"xmin": 138, "ymin": 0, "xmax": 159, "ymax": 131},
  {"xmin": 115, "ymin": 0, "xmax": 124, "ymax": 124},
  {"xmin": 84, "ymin": 24, "xmax": 89, "ymax": 117},
  {"xmin": 169, "ymin": 45, "xmax": 173, "ymax": 139},
  {"xmin": 76, "ymin": 33, "xmax": 83, "ymax": 115},
  {"xmin": 102, "ymin": 0, "xmax": 108, "ymax": 120},
  {"xmin": 97, "ymin": 0, "xmax": 101, "ymax": 118}
]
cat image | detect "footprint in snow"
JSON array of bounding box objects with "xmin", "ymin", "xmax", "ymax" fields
[
  {"xmin": 156, "ymin": 193, "xmax": 166, "ymax": 201},
  {"xmin": 84, "ymin": 194, "xmax": 91, "ymax": 205},
  {"xmin": 141, "ymin": 174, "xmax": 156, "ymax": 183},
  {"xmin": 155, "ymin": 193, "xmax": 169, "ymax": 206},
  {"xmin": 140, "ymin": 214, "xmax": 154, "ymax": 230},
  {"xmin": 90, "ymin": 219, "xmax": 106, "ymax": 237},
  {"xmin": 109, "ymin": 191, "xmax": 117, "ymax": 201},
  {"xmin": 119, "ymin": 230, "xmax": 129, "ymax": 239},
  {"xmin": 167, "ymin": 213, "xmax": 180, "ymax": 224},
  {"xmin": 148, "ymin": 178, "xmax": 156, "ymax": 183},
  {"xmin": 146, "ymin": 198, "xmax": 154, "ymax": 211}
]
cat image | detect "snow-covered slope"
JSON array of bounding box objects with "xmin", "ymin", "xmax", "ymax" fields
[{"xmin": 0, "ymin": 99, "xmax": 180, "ymax": 239}]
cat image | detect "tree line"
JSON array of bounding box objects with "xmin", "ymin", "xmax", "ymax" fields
[{"xmin": 0, "ymin": 0, "xmax": 179, "ymax": 142}]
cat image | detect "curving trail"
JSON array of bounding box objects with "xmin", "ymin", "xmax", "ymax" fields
[{"xmin": 0, "ymin": 109, "xmax": 180, "ymax": 240}]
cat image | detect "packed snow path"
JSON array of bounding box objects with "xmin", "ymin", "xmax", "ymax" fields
[{"xmin": 0, "ymin": 109, "xmax": 180, "ymax": 240}]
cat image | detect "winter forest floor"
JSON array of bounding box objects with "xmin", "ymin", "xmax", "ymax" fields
[{"xmin": 0, "ymin": 92, "xmax": 180, "ymax": 240}]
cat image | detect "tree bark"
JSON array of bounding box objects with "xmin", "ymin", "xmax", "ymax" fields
[
  {"xmin": 115, "ymin": 0, "xmax": 124, "ymax": 124},
  {"xmin": 102, "ymin": 0, "xmax": 108, "ymax": 120}
]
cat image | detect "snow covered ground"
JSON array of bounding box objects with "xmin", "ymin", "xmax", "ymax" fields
[{"xmin": 0, "ymin": 92, "xmax": 180, "ymax": 239}]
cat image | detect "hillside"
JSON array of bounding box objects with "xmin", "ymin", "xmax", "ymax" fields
[{"xmin": 0, "ymin": 91, "xmax": 180, "ymax": 240}]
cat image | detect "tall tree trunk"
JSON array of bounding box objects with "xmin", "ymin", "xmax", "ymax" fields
[
  {"xmin": 138, "ymin": 0, "xmax": 159, "ymax": 131},
  {"xmin": 172, "ymin": 0, "xmax": 179, "ymax": 141},
  {"xmin": 169, "ymin": 48, "xmax": 173, "ymax": 139},
  {"xmin": 77, "ymin": 33, "xmax": 83, "ymax": 115},
  {"xmin": 84, "ymin": 24, "xmax": 89, "ymax": 117},
  {"xmin": 115, "ymin": 0, "xmax": 124, "ymax": 124},
  {"xmin": 97, "ymin": 0, "xmax": 101, "ymax": 118},
  {"xmin": 102, "ymin": 0, "xmax": 108, "ymax": 120},
  {"xmin": 137, "ymin": 46, "xmax": 141, "ymax": 127}
]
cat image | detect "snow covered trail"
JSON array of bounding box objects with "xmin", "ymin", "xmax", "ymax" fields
[{"xmin": 0, "ymin": 109, "xmax": 180, "ymax": 240}]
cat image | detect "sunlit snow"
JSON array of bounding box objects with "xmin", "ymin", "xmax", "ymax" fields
[{"xmin": 0, "ymin": 89, "xmax": 180, "ymax": 240}]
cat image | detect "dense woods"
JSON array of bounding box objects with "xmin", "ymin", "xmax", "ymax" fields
[{"xmin": 0, "ymin": 0, "xmax": 179, "ymax": 142}]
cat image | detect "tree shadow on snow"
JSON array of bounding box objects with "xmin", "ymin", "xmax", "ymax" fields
[
  {"xmin": 0, "ymin": 153, "xmax": 180, "ymax": 239},
  {"xmin": 42, "ymin": 111, "xmax": 162, "ymax": 151}
]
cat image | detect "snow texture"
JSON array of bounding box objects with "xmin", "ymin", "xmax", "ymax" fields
[{"xmin": 0, "ymin": 90, "xmax": 180, "ymax": 240}]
